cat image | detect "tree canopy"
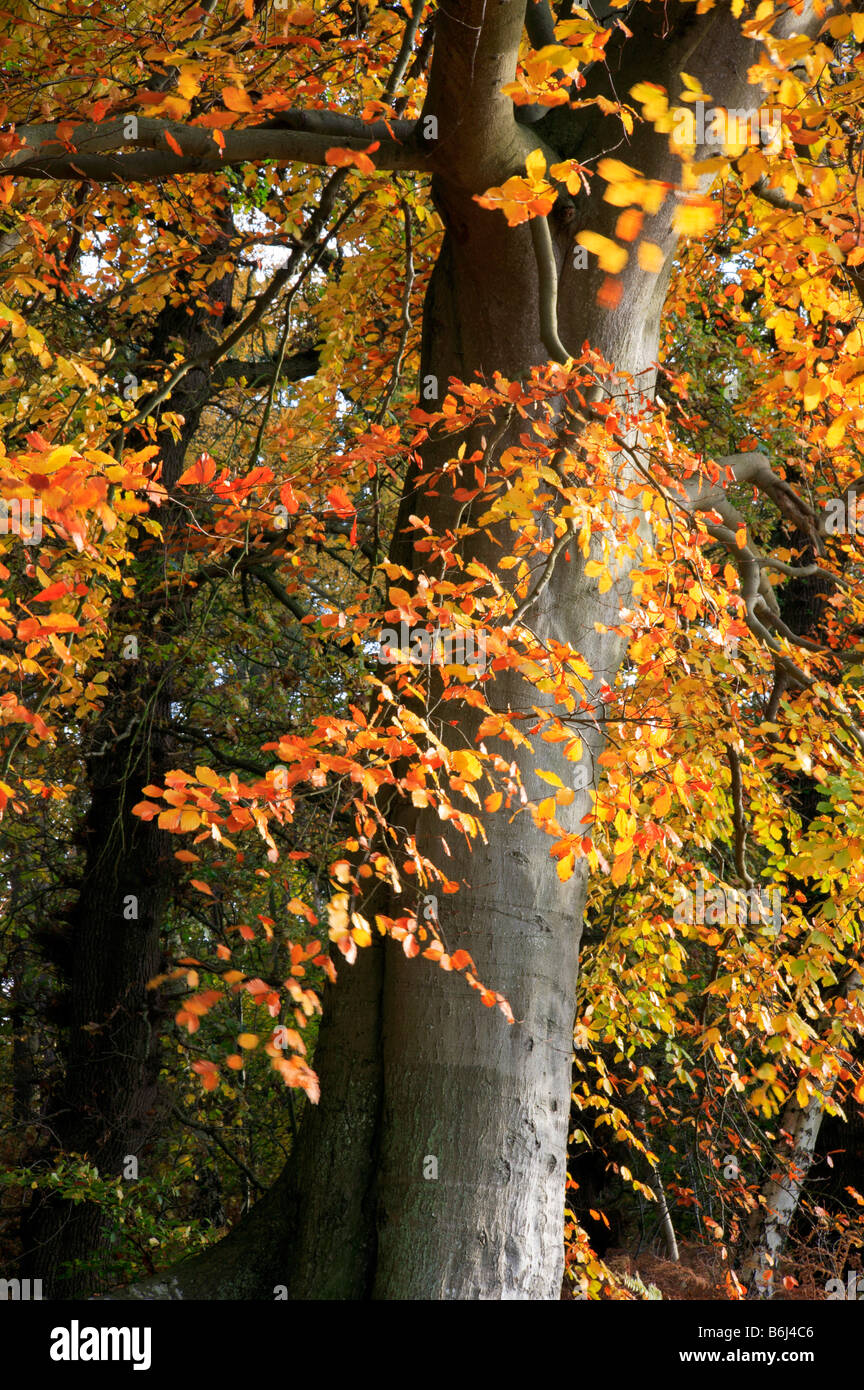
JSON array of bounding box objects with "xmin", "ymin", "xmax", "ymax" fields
[{"xmin": 1, "ymin": 0, "xmax": 864, "ymax": 1307}]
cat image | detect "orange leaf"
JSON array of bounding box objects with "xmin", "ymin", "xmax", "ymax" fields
[
  {"xmin": 222, "ymin": 85, "xmax": 253, "ymax": 113},
  {"xmin": 615, "ymin": 208, "xmax": 643, "ymax": 241},
  {"xmin": 178, "ymin": 454, "xmax": 216, "ymax": 486},
  {"xmin": 191, "ymin": 1060, "xmax": 219, "ymax": 1091},
  {"xmin": 450, "ymin": 949, "xmax": 475, "ymax": 971},
  {"xmin": 280, "ymin": 481, "xmax": 300, "ymax": 513},
  {"xmin": 327, "ymin": 485, "xmax": 354, "ymax": 518},
  {"xmin": 325, "ymin": 143, "xmax": 379, "ymax": 174},
  {"xmin": 597, "ymin": 276, "xmax": 623, "ymax": 309}
]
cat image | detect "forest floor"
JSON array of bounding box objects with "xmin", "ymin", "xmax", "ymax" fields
[{"xmin": 561, "ymin": 1241, "xmax": 840, "ymax": 1299}]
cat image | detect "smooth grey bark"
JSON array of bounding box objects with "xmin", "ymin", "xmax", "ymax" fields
[{"xmin": 103, "ymin": 0, "xmax": 832, "ymax": 1300}]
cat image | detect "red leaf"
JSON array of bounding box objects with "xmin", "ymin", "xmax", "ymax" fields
[{"xmin": 32, "ymin": 582, "xmax": 69, "ymax": 602}]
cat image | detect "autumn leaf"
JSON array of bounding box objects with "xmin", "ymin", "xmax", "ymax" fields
[
  {"xmin": 191, "ymin": 1060, "xmax": 219, "ymax": 1091},
  {"xmin": 222, "ymin": 85, "xmax": 254, "ymax": 113},
  {"xmin": 576, "ymin": 230, "xmax": 628, "ymax": 274},
  {"xmin": 325, "ymin": 143, "xmax": 379, "ymax": 174},
  {"xmin": 326, "ymin": 485, "xmax": 354, "ymax": 518}
]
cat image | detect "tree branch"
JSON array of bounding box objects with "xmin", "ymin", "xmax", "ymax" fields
[
  {"xmin": 525, "ymin": 0, "xmax": 556, "ymax": 50},
  {"xmin": 211, "ymin": 348, "xmax": 320, "ymax": 389},
  {"xmin": 726, "ymin": 744, "xmax": 753, "ymax": 891},
  {"xmin": 2, "ymin": 114, "xmax": 422, "ymax": 183},
  {"xmin": 530, "ymin": 213, "xmax": 571, "ymax": 364},
  {"xmin": 384, "ymin": 0, "xmax": 427, "ymax": 99}
]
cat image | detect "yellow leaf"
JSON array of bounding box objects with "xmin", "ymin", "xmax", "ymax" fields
[
  {"xmin": 674, "ymin": 201, "xmax": 719, "ymax": 237},
  {"xmin": 176, "ymin": 65, "xmax": 201, "ymax": 100},
  {"xmin": 803, "ymin": 379, "xmax": 822, "ymax": 412},
  {"xmin": 638, "ymin": 241, "xmax": 664, "ymax": 273},
  {"xmin": 576, "ymin": 230, "xmax": 628, "ymax": 274},
  {"xmin": 598, "ymin": 157, "xmax": 640, "ymax": 183},
  {"xmin": 237, "ymin": 1033, "xmax": 259, "ymax": 1049},
  {"xmin": 452, "ymin": 749, "xmax": 482, "ymax": 781},
  {"xmin": 39, "ymin": 445, "xmax": 78, "ymax": 473},
  {"xmin": 195, "ymin": 765, "xmax": 222, "ymax": 787},
  {"xmin": 158, "ymin": 808, "xmax": 201, "ymax": 832},
  {"xmin": 351, "ymin": 917, "xmax": 372, "ymax": 947},
  {"xmin": 536, "ymin": 769, "xmax": 564, "ymax": 788},
  {"xmin": 557, "ymin": 851, "xmax": 576, "ymax": 881},
  {"xmin": 826, "ymin": 418, "xmax": 846, "ymax": 448},
  {"xmin": 525, "ymin": 148, "xmax": 547, "ymax": 182},
  {"xmin": 652, "ymin": 785, "xmax": 672, "ymax": 816},
  {"xmin": 327, "ymin": 893, "xmax": 350, "ymax": 934},
  {"xmin": 680, "ymin": 72, "xmax": 707, "ymax": 95}
]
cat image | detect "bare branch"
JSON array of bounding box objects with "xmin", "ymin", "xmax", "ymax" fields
[
  {"xmin": 511, "ymin": 528, "xmax": 574, "ymax": 623},
  {"xmin": 211, "ymin": 348, "xmax": 320, "ymax": 389},
  {"xmin": 384, "ymin": 0, "xmax": 427, "ymax": 99},
  {"xmin": 726, "ymin": 744, "xmax": 754, "ymax": 890},
  {"xmin": 530, "ymin": 213, "xmax": 571, "ymax": 363}
]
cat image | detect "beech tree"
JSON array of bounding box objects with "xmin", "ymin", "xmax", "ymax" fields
[{"xmin": 3, "ymin": 0, "xmax": 864, "ymax": 1302}]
